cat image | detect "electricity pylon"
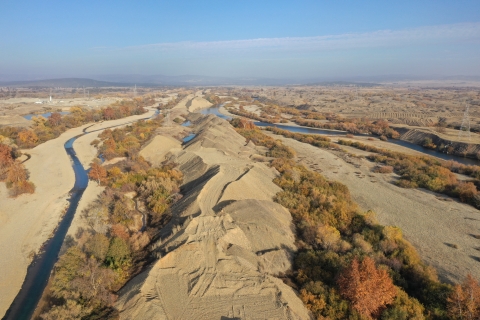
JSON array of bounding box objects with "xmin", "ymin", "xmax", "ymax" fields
[{"xmin": 458, "ymin": 103, "xmax": 471, "ymax": 140}]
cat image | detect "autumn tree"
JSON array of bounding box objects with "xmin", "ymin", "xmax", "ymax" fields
[
  {"xmin": 17, "ymin": 129, "xmax": 39, "ymax": 148},
  {"xmin": 447, "ymin": 274, "xmax": 480, "ymax": 320},
  {"xmin": 338, "ymin": 256, "xmax": 397, "ymax": 318},
  {"xmin": 0, "ymin": 143, "xmax": 14, "ymax": 178},
  {"xmin": 47, "ymin": 112, "xmax": 63, "ymax": 127},
  {"xmin": 88, "ymin": 160, "xmax": 107, "ymax": 185}
]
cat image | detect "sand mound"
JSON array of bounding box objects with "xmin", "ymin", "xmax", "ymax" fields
[
  {"xmin": 187, "ymin": 97, "xmax": 213, "ymax": 112},
  {"xmin": 139, "ymin": 135, "xmax": 182, "ymax": 166},
  {"xmin": 115, "ymin": 115, "xmax": 310, "ymax": 319},
  {"xmin": 116, "ymin": 200, "xmax": 308, "ymax": 320}
]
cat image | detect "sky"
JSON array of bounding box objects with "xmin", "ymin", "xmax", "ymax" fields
[{"xmin": 0, "ymin": 0, "xmax": 479, "ymax": 81}]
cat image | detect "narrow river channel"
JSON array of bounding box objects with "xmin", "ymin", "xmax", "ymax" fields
[
  {"xmin": 3, "ymin": 136, "xmax": 88, "ymax": 320},
  {"xmin": 3, "ymin": 110, "xmax": 159, "ymax": 320},
  {"xmin": 200, "ymin": 106, "xmax": 480, "ymax": 166}
]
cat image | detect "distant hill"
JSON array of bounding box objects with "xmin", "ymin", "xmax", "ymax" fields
[
  {"xmin": 0, "ymin": 78, "xmax": 135, "ymax": 88},
  {"xmin": 93, "ymin": 74, "xmax": 294, "ymax": 86},
  {"xmin": 1, "ymin": 75, "xmax": 478, "ymax": 88}
]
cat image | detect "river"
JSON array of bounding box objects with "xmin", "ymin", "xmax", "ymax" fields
[
  {"xmin": 200, "ymin": 106, "xmax": 480, "ymax": 166},
  {"xmin": 2, "ymin": 136, "xmax": 88, "ymax": 320}
]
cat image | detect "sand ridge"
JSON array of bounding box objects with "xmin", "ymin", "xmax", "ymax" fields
[{"xmin": 116, "ymin": 115, "xmax": 311, "ymax": 319}]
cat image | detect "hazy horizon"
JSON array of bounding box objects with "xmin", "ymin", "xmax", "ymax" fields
[{"xmin": 1, "ymin": 1, "xmax": 480, "ymax": 81}]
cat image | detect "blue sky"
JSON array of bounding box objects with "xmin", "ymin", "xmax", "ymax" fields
[{"xmin": 1, "ymin": 0, "xmax": 479, "ymax": 80}]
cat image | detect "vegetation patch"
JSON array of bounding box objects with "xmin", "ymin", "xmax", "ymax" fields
[
  {"xmin": 233, "ymin": 121, "xmax": 480, "ymax": 319},
  {"xmin": 39, "ymin": 117, "xmax": 183, "ymax": 319}
]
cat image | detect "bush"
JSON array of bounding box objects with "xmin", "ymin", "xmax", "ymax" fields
[{"xmin": 374, "ymin": 166, "xmax": 394, "ymax": 174}]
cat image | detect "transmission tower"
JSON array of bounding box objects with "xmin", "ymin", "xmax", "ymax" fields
[
  {"xmin": 134, "ymin": 84, "xmax": 137, "ymax": 97},
  {"xmin": 458, "ymin": 102, "xmax": 471, "ymax": 140}
]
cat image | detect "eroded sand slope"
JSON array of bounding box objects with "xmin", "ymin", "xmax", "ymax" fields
[{"xmin": 116, "ymin": 116, "xmax": 310, "ymax": 319}]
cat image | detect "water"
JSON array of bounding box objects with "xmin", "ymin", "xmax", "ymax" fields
[
  {"xmin": 200, "ymin": 105, "xmax": 231, "ymax": 120},
  {"xmin": 2, "ymin": 136, "xmax": 88, "ymax": 320},
  {"xmin": 183, "ymin": 133, "xmax": 197, "ymax": 143},
  {"xmin": 254, "ymin": 122, "xmax": 347, "ymax": 136},
  {"xmin": 181, "ymin": 120, "xmax": 191, "ymax": 127},
  {"xmin": 200, "ymin": 106, "xmax": 480, "ymax": 166},
  {"xmin": 23, "ymin": 111, "xmax": 69, "ymax": 120}
]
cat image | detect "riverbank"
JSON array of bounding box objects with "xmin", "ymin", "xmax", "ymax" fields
[{"xmin": 0, "ymin": 109, "xmax": 155, "ymax": 318}]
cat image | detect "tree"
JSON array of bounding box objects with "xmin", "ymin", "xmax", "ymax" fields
[
  {"xmin": 84, "ymin": 233, "xmax": 110, "ymax": 261},
  {"xmin": 88, "ymin": 160, "xmax": 107, "ymax": 185},
  {"xmin": 17, "ymin": 130, "xmax": 39, "ymax": 148},
  {"xmin": 338, "ymin": 256, "xmax": 397, "ymax": 318},
  {"xmin": 47, "ymin": 112, "xmax": 62, "ymax": 127},
  {"xmin": 0, "ymin": 143, "xmax": 14, "ymax": 178},
  {"xmin": 6, "ymin": 162, "xmax": 28, "ymax": 184},
  {"xmin": 105, "ymin": 237, "xmax": 131, "ymax": 269},
  {"xmin": 102, "ymin": 107, "xmax": 115, "ymax": 120},
  {"xmin": 447, "ymin": 274, "xmax": 480, "ymax": 320}
]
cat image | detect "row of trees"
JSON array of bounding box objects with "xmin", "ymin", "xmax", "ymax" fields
[
  {"xmin": 232, "ymin": 122, "xmax": 479, "ymax": 319},
  {"xmin": 40, "ymin": 118, "xmax": 183, "ymax": 319}
]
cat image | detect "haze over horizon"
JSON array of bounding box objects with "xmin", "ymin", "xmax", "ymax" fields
[{"xmin": 1, "ymin": 0, "xmax": 480, "ymax": 82}]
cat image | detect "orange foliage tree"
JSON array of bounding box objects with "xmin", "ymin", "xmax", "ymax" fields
[
  {"xmin": 17, "ymin": 130, "xmax": 39, "ymax": 148},
  {"xmin": 447, "ymin": 274, "xmax": 480, "ymax": 320},
  {"xmin": 88, "ymin": 161, "xmax": 107, "ymax": 185},
  {"xmin": 338, "ymin": 256, "xmax": 397, "ymax": 318}
]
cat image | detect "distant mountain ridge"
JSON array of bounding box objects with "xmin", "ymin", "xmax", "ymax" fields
[{"xmin": 0, "ymin": 74, "xmax": 479, "ymax": 87}]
